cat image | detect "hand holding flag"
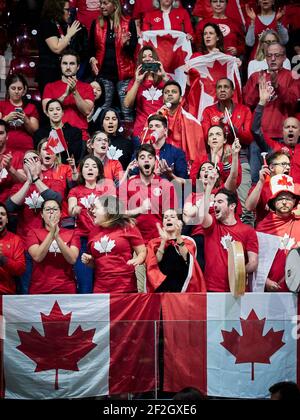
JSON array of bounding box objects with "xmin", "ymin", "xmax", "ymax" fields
[{"xmin": 45, "ymin": 128, "xmax": 69, "ymax": 157}]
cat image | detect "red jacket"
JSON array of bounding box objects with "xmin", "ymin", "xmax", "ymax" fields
[
  {"xmin": 202, "ymin": 103, "xmax": 253, "ymax": 146},
  {"xmin": 0, "ymin": 231, "xmax": 26, "ymax": 294},
  {"xmin": 244, "ymin": 69, "xmax": 299, "ymax": 139},
  {"xmin": 94, "ymin": 17, "xmax": 135, "ymax": 81},
  {"xmin": 142, "ymin": 7, "xmax": 194, "ymax": 37}
]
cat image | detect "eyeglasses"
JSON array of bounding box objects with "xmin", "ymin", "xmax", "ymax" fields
[
  {"xmin": 272, "ymin": 162, "xmax": 291, "ymax": 168},
  {"xmin": 266, "ymin": 53, "xmax": 285, "ymax": 58},
  {"xmin": 43, "ymin": 207, "xmax": 60, "ymax": 213}
]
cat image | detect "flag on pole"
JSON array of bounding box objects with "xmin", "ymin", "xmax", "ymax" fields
[{"xmin": 45, "ymin": 128, "xmax": 68, "ymax": 155}]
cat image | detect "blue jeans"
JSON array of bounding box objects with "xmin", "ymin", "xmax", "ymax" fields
[
  {"xmin": 97, "ymin": 78, "xmax": 134, "ymax": 122},
  {"xmin": 17, "ymin": 251, "xmax": 32, "ymax": 294},
  {"xmin": 74, "ymin": 237, "xmax": 94, "ymax": 294}
]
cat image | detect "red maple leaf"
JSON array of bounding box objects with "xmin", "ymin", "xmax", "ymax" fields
[
  {"xmin": 277, "ymin": 176, "xmax": 293, "ymax": 187},
  {"xmin": 221, "ymin": 310, "xmax": 285, "ymax": 381},
  {"xmin": 144, "ymin": 35, "xmax": 188, "ymax": 74},
  {"xmin": 199, "ymin": 60, "xmax": 229, "ymax": 100},
  {"xmin": 17, "ymin": 301, "xmax": 97, "ymax": 390}
]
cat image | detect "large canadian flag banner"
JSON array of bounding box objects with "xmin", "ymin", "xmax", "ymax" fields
[
  {"xmin": 0, "ymin": 294, "xmax": 161, "ymax": 399},
  {"xmin": 0, "ymin": 293, "xmax": 299, "ymax": 399},
  {"xmin": 162, "ymin": 293, "xmax": 299, "ymax": 399}
]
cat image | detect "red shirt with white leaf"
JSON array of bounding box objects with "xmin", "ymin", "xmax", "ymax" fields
[
  {"xmin": 127, "ymin": 78, "xmax": 165, "ymax": 137},
  {"xmin": 26, "ymin": 227, "xmax": 80, "ymax": 294},
  {"xmin": 88, "ymin": 223, "xmax": 145, "ymax": 293},
  {"xmin": 9, "ymin": 179, "xmax": 66, "ymax": 241},
  {"xmin": 68, "ymin": 182, "xmax": 116, "ymax": 236},
  {"xmin": 203, "ymin": 217, "xmax": 258, "ymax": 291},
  {"xmin": 119, "ymin": 175, "xmax": 177, "ymax": 244}
]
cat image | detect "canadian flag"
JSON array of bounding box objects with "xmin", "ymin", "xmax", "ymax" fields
[
  {"xmin": 139, "ymin": 30, "xmax": 192, "ymax": 95},
  {"xmin": 45, "ymin": 128, "xmax": 68, "ymax": 155},
  {"xmin": 186, "ymin": 52, "xmax": 242, "ymax": 121},
  {"xmin": 162, "ymin": 293, "xmax": 300, "ymax": 398},
  {"xmin": 0, "ymin": 294, "xmax": 161, "ymax": 399}
]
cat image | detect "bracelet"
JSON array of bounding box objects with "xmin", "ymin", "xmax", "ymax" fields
[{"xmin": 32, "ymin": 177, "xmax": 40, "ymax": 183}]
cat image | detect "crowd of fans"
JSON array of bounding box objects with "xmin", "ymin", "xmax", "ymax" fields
[{"xmin": 0, "ymin": 0, "xmax": 300, "ymax": 297}]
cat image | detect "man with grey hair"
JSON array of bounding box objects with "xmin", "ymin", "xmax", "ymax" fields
[{"xmin": 244, "ymin": 42, "xmax": 299, "ymax": 140}]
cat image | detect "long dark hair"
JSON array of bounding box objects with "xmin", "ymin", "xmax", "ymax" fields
[
  {"xmin": 5, "ymin": 73, "xmax": 29, "ymax": 104},
  {"xmin": 201, "ymin": 23, "xmax": 224, "ymax": 54},
  {"xmin": 98, "ymin": 108, "xmax": 122, "ymax": 136},
  {"xmin": 78, "ymin": 155, "xmax": 104, "ymax": 185},
  {"xmin": 41, "ymin": 0, "xmax": 66, "ymax": 21}
]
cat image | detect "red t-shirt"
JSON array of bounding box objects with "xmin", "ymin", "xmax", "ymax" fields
[
  {"xmin": 103, "ymin": 158, "xmax": 124, "ymax": 184},
  {"xmin": 42, "ymin": 164, "xmax": 73, "ymax": 218},
  {"xmin": 26, "ymin": 228, "xmax": 80, "ymax": 294},
  {"xmin": 196, "ymin": 17, "xmax": 244, "ymax": 56},
  {"xmin": 119, "ymin": 175, "xmax": 177, "ymax": 243},
  {"xmin": 88, "ymin": 224, "xmax": 144, "ymax": 293},
  {"xmin": 43, "ymin": 80, "xmax": 94, "ymax": 138},
  {"xmin": 127, "ymin": 78, "xmax": 165, "ymax": 137},
  {"xmin": 73, "ymin": 0, "xmax": 101, "ymax": 32},
  {"xmin": 10, "ymin": 179, "xmax": 66, "ymax": 240},
  {"xmin": 0, "ymin": 231, "xmax": 26, "ymax": 294},
  {"xmin": 0, "ymin": 101, "xmax": 39, "ymax": 153},
  {"xmin": 68, "ymin": 182, "xmax": 116, "ymax": 236},
  {"xmin": 0, "ymin": 149, "xmax": 24, "ymax": 202},
  {"xmin": 203, "ymin": 217, "xmax": 258, "ymax": 291}
]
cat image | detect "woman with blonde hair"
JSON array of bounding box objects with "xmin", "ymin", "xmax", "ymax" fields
[
  {"xmin": 82, "ymin": 195, "xmax": 146, "ymax": 293},
  {"xmin": 89, "ymin": 0, "xmax": 138, "ymax": 123},
  {"xmin": 142, "ymin": 0, "xmax": 193, "ymax": 40},
  {"xmin": 247, "ymin": 29, "xmax": 291, "ymax": 77}
]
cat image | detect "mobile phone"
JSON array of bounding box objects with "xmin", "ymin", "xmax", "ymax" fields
[
  {"xmin": 15, "ymin": 107, "xmax": 23, "ymax": 113},
  {"xmin": 141, "ymin": 62, "xmax": 160, "ymax": 73}
]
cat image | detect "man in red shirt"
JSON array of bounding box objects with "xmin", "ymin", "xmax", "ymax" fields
[
  {"xmin": 42, "ymin": 49, "xmax": 94, "ymax": 140},
  {"xmin": 244, "ymin": 43, "xmax": 299, "ymax": 140},
  {"xmin": 0, "ymin": 119, "xmax": 25, "ymax": 202},
  {"xmin": 0, "ymin": 203, "xmax": 26, "ymax": 294},
  {"xmin": 120, "ymin": 143, "xmax": 177, "ymax": 244},
  {"xmin": 251, "ymin": 78, "xmax": 300, "ymax": 183},
  {"xmin": 160, "ymin": 81, "xmax": 206, "ymax": 164},
  {"xmin": 202, "ymin": 77, "xmax": 253, "ymax": 223},
  {"xmin": 202, "ymin": 171, "xmax": 258, "ymax": 292}
]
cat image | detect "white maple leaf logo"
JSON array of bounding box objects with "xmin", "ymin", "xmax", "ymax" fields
[
  {"xmin": 80, "ymin": 193, "xmax": 97, "ymax": 209},
  {"xmin": 142, "ymin": 86, "xmax": 163, "ymax": 103},
  {"xmin": 49, "ymin": 240, "xmax": 61, "ymax": 254},
  {"xmin": 0, "ymin": 168, "xmax": 8, "ymax": 181},
  {"xmin": 94, "ymin": 235, "xmax": 116, "ymax": 254},
  {"xmin": 220, "ymin": 233, "xmax": 233, "ymax": 250},
  {"xmin": 107, "ymin": 145, "xmax": 123, "ymax": 161},
  {"xmin": 24, "ymin": 191, "xmax": 44, "ymax": 210},
  {"xmin": 279, "ymin": 234, "xmax": 296, "ymax": 251}
]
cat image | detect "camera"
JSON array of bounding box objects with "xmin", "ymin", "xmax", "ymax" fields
[{"xmin": 142, "ymin": 62, "xmax": 160, "ymax": 73}]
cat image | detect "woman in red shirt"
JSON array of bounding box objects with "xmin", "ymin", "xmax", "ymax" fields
[
  {"xmin": 27, "ymin": 199, "xmax": 80, "ymax": 294},
  {"xmin": 82, "ymin": 195, "xmax": 146, "ymax": 293},
  {"xmin": 142, "ymin": 0, "xmax": 194, "ymax": 40},
  {"xmin": 0, "ymin": 74, "xmax": 39, "ymax": 154},
  {"xmin": 124, "ymin": 46, "xmax": 169, "ymax": 139},
  {"xmin": 68, "ymin": 155, "xmax": 116, "ymax": 293}
]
